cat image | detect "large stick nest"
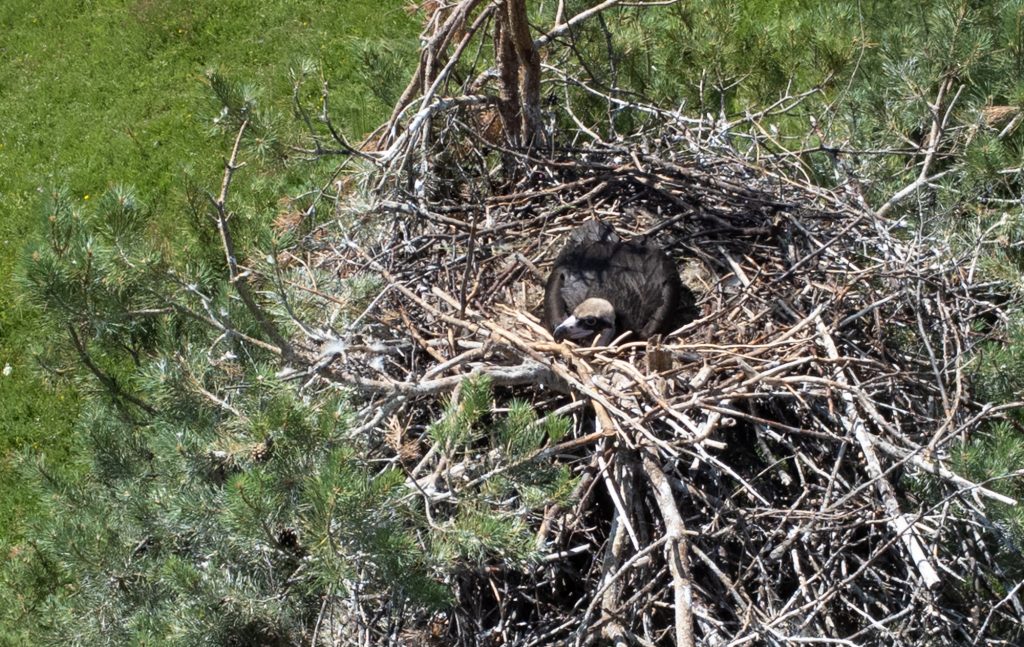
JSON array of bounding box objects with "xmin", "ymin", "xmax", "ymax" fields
[{"xmin": 282, "ymin": 98, "xmax": 1021, "ymax": 645}]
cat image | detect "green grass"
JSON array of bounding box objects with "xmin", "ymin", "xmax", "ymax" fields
[{"xmin": 0, "ymin": 0, "xmax": 418, "ymax": 636}]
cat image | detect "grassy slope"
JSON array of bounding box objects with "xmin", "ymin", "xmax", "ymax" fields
[{"xmin": 0, "ymin": 0, "xmax": 417, "ymax": 630}]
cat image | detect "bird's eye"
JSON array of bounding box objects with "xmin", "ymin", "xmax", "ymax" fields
[{"xmin": 582, "ymin": 317, "xmax": 598, "ymax": 327}]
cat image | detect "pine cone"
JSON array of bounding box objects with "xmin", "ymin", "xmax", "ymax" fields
[{"xmin": 250, "ymin": 437, "xmax": 274, "ymax": 463}]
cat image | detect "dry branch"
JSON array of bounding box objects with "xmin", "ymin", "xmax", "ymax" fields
[{"xmin": 212, "ymin": 120, "xmax": 291, "ymax": 357}]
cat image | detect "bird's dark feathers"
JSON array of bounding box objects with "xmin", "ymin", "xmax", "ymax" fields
[{"xmin": 544, "ymin": 220, "xmax": 684, "ymax": 341}]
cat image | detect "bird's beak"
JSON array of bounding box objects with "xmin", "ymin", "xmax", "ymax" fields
[{"xmin": 553, "ymin": 316, "xmax": 591, "ymax": 342}]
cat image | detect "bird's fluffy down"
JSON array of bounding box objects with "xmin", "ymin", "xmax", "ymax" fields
[{"xmin": 544, "ymin": 220, "xmax": 683, "ymax": 344}]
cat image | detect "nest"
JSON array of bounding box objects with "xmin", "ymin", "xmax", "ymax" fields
[{"xmin": 282, "ymin": 106, "xmax": 1020, "ymax": 645}]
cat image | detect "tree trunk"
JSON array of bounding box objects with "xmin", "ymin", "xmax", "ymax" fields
[{"xmin": 496, "ymin": 0, "xmax": 544, "ymax": 150}]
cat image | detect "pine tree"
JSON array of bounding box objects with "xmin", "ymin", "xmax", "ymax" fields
[{"xmin": 15, "ymin": 73, "xmax": 579, "ymax": 644}]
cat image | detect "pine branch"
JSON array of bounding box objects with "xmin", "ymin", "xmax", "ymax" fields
[
  {"xmin": 210, "ymin": 120, "xmax": 293, "ymax": 360},
  {"xmin": 66, "ymin": 324, "xmax": 156, "ymax": 416}
]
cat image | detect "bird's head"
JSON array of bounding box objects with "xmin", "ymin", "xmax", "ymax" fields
[{"xmin": 553, "ymin": 298, "xmax": 617, "ymax": 345}]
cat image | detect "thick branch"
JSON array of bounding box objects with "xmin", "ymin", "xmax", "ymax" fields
[
  {"xmin": 876, "ymin": 77, "xmax": 962, "ymax": 218},
  {"xmin": 815, "ymin": 317, "xmax": 942, "ymax": 590},
  {"xmin": 640, "ymin": 446, "xmax": 695, "ymax": 647},
  {"xmin": 212, "ymin": 121, "xmax": 292, "ymax": 359}
]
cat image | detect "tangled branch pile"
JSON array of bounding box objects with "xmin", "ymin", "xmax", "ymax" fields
[
  {"xmin": 267, "ymin": 3, "xmax": 1023, "ymax": 645},
  {"xmin": 280, "ymin": 106, "xmax": 1021, "ymax": 643}
]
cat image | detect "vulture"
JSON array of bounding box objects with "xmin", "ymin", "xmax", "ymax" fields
[{"xmin": 544, "ymin": 219, "xmax": 685, "ymax": 345}]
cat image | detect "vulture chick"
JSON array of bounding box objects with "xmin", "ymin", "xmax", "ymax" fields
[{"xmin": 544, "ymin": 220, "xmax": 684, "ymax": 345}]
